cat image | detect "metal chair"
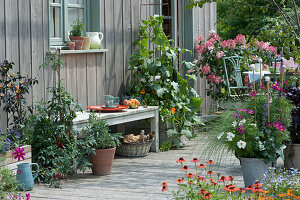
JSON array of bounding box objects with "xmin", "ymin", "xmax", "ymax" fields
[{"xmin": 223, "ymin": 56, "xmax": 249, "ymax": 96}]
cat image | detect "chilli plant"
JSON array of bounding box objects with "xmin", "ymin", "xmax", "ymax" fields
[
  {"xmin": 0, "ymin": 60, "xmax": 38, "ymax": 146},
  {"xmin": 127, "ymin": 16, "xmax": 202, "ymax": 149}
]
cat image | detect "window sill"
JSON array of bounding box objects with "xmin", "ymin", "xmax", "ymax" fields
[{"xmin": 60, "ymin": 49, "xmax": 108, "ymax": 54}]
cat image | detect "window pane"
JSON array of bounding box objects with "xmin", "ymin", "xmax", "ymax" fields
[
  {"xmin": 50, "ymin": 0, "xmax": 61, "ymax": 3},
  {"xmin": 68, "ymin": 0, "xmax": 83, "ymax": 4},
  {"xmin": 163, "ymin": 19, "xmax": 172, "ymax": 39},
  {"xmin": 162, "ymin": 0, "xmax": 171, "ymax": 16},
  {"xmin": 50, "ymin": 7, "xmax": 61, "ymax": 38},
  {"xmin": 68, "ymin": 8, "xmax": 84, "ymax": 35}
]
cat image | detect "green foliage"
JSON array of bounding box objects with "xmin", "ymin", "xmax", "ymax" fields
[
  {"xmin": 40, "ymin": 51, "xmax": 63, "ymax": 72},
  {"xmin": 82, "ymin": 113, "xmax": 122, "ymax": 150},
  {"xmin": 185, "ymin": 0, "xmax": 216, "ymax": 9},
  {"xmin": 69, "ymin": 19, "xmax": 84, "ymax": 37},
  {"xmin": 0, "ymin": 60, "xmax": 38, "ymax": 145},
  {"xmin": 0, "ymin": 168, "xmax": 21, "ymax": 199},
  {"xmin": 216, "ymin": 0, "xmax": 285, "ymax": 40},
  {"xmin": 127, "ymin": 16, "xmax": 203, "ymax": 149},
  {"xmin": 22, "ymin": 87, "xmax": 86, "ymax": 187},
  {"xmin": 258, "ymin": 24, "xmax": 300, "ymax": 63}
]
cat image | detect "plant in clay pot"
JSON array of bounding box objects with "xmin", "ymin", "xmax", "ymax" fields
[
  {"xmin": 69, "ymin": 19, "xmax": 85, "ymax": 50},
  {"xmin": 82, "ymin": 113, "xmax": 122, "ymax": 175}
]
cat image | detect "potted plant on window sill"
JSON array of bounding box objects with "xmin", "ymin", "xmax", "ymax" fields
[
  {"xmin": 82, "ymin": 113, "xmax": 122, "ymax": 176},
  {"xmin": 284, "ymin": 86, "xmax": 300, "ymax": 169},
  {"xmin": 69, "ymin": 19, "xmax": 85, "ymax": 50}
]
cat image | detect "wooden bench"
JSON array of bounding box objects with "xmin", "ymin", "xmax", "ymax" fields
[{"xmin": 73, "ymin": 106, "xmax": 160, "ymax": 152}]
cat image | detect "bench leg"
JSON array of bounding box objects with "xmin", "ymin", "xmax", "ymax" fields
[{"xmin": 150, "ymin": 109, "xmax": 159, "ymax": 152}]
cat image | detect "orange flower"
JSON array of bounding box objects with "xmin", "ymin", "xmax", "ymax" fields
[
  {"xmin": 206, "ymin": 160, "xmax": 215, "ymax": 165},
  {"xmin": 171, "ymin": 107, "xmax": 176, "ymax": 114},
  {"xmin": 191, "ymin": 158, "xmax": 200, "ymax": 163},
  {"xmin": 197, "ymin": 164, "xmax": 206, "ymax": 168},
  {"xmin": 180, "ymin": 165, "xmax": 190, "ymax": 171},
  {"xmin": 176, "ymin": 157, "xmax": 186, "ymax": 163},
  {"xmin": 186, "ymin": 173, "xmax": 194, "ymax": 178},
  {"xmin": 176, "ymin": 178, "xmax": 183, "ymax": 183},
  {"xmin": 278, "ymin": 194, "xmax": 285, "ymax": 197},
  {"xmin": 252, "ymin": 187, "xmax": 264, "ymax": 193},
  {"xmin": 140, "ymin": 89, "xmax": 145, "ymax": 94},
  {"xmin": 161, "ymin": 182, "xmax": 168, "ymax": 191},
  {"xmin": 207, "ymin": 171, "xmax": 214, "ymax": 175}
]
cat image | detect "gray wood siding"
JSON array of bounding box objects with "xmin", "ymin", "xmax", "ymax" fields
[
  {"xmin": 0, "ymin": 0, "xmax": 216, "ymax": 129},
  {"xmin": 192, "ymin": 2, "xmax": 217, "ymax": 114}
]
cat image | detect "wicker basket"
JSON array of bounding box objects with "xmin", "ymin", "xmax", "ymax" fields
[{"xmin": 116, "ymin": 139, "xmax": 154, "ymax": 157}]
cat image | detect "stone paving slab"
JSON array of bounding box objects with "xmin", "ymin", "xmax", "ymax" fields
[{"xmin": 29, "ymin": 136, "xmax": 246, "ymax": 200}]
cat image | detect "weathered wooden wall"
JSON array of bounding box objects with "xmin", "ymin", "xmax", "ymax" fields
[
  {"xmin": 0, "ymin": 0, "xmax": 217, "ymax": 129},
  {"xmin": 193, "ymin": 2, "xmax": 217, "ymax": 114},
  {"xmin": 59, "ymin": 0, "xmax": 156, "ymax": 109},
  {"xmin": 0, "ymin": 0, "xmax": 48, "ymax": 130}
]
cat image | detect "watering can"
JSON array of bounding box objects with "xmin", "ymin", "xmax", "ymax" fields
[{"xmin": 16, "ymin": 163, "xmax": 39, "ymax": 191}]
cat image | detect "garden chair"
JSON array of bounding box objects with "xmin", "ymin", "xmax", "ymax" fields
[{"xmin": 223, "ymin": 55, "xmax": 249, "ymax": 96}]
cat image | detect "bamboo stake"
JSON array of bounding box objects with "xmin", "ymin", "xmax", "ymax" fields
[
  {"xmin": 266, "ymin": 76, "xmax": 270, "ymax": 123},
  {"xmin": 250, "ymin": 64, "xmax": 256, "ymax": 123},
  {"xmin": 258, "ymin": 58, "xmax": 263, "ymax": 86}
]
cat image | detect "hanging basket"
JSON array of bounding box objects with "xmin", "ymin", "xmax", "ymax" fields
[{"xmin": 116, "ymin": 138, "xmax": 154, "ymax": 157}]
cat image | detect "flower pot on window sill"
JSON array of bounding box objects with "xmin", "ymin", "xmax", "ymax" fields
[
  {"xmin": 83, "ymin": 36, "xmax": 91, "ymax": 50},
  {"xmin": 68, "ymin": 42, "xmax": 75, "ymax": 50},
  {"xmin": 69, "ymin": 36, "xmax": 85, "ymax": 50}
]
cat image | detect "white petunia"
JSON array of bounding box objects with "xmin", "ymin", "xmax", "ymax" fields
[
  {"xmin": 226, "ymin": 132, "xmax": 235, "ymax": 141},
  {"xmin": 232, "ymin": 121, "xmax": 238, "ymax": 127},
  {"xmin": 240, "ymin": 119, "xmax": 246, "ymax": 124},
  {"xmin": 258, "ymin": 141, "xmax": 265, "ymax": 151},
  {"xmin": 237, "ymin": 140, "xmax": 246, "ymax": 149},
  {"xmin": 250, "ymin": 123, "xmax": 257, "ymax": 127},
  {"xmin": 217, "ymin": 132, "xmax": 225, "ymax": 140}
]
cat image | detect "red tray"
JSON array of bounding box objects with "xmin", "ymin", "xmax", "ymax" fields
[{"xmin": 87, "ymin": 105, "xmax": 130, "ymax": 112}]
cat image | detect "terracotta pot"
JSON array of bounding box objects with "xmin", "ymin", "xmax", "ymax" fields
[
  {"xmin": 69, "ymin": 36, "xmax": 85, "ymax": 50},
  {"xmin": 83, "ymin": 37, "xmax": 91, "ymax": 50},
  {"xmin": 90, "ymin": 147, "xmax": 116, "ymax": 175},
  {"xmin": 284, "ymin": 143, "xmax": 300, "ymax": 169},
  {"xmin": 68, "ymin": 42, "xmax": 75, "ymax": 50}
]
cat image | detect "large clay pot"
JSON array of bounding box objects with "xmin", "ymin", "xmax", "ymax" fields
[
  {"xmin": 90, "ymin": 147, "xmax": 116, "ymax": 175},
  {"xmin": 69, "ymin": 36, "xmax": 85, "ymax": 50},
  {"xmin": 284, "ymin": 143, "xmax": 300, "ymax": 170},
  {"xmin": 240, "ymin": 157, "xmax": 274, "ymax": 187}
]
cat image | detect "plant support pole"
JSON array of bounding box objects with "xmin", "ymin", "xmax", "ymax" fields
[
  {"xmin": 251, "ymin": 64, "xmax": 257, "ymax": 123},
  {"xmin": 266, "ymin": 77, "xmax": 270, "ymax": 123}
]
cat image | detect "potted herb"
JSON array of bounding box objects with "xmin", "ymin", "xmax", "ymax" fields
[
  {"xmin": 284, "ymin": 86, "xmax": 300, "ymax": 169},
  {"xmin": 69, "ymin": 19, "xmax": 85, "ymax": 50},
  {"xmin": 82, "ymin": 113, "xmax": 122, "ymax": 175}
]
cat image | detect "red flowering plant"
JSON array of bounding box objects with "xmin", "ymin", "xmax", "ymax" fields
[
  {"xmin": 190, "ymin": 31, "xmax": 277, "ymax": 100},
  {"xmin": 162, "ymin": 157, "xmax": 268, "ymax": 199}
]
